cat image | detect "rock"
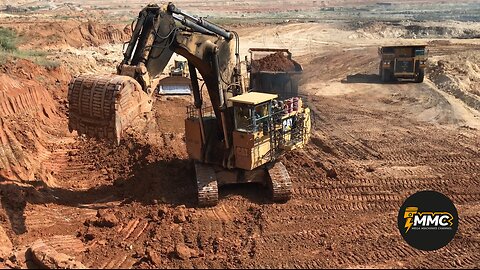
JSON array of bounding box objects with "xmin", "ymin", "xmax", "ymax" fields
[
  {"xmin": 173, "ymin": 206, "xmax": 187, "ymax": 224},
  {"xmin": 173, "ymin": 212, "xmax": 187, "ymax": 223},
  {"xmin": 174, "ymin": 243, "xmax": 194, "ymax": 260},
  {"xmin": 0, "ymin": 225, "xmax": 13, "ymax": 260},
  {"xmin": 313, "ymin": 183, "xmax": 322, "ymax": 189},
  {"xmin": 83, "ymin": 217, "xmax": 96, "ymax": 227},
  {"xmin": 94, "ymin": 213, "xmax": 119, "ymax": 228},
  {"xmin": 146, "ymin": 248, "xmax": 162, "ymax": 266},
  {"xmin": 315, "ymin": 161, "xmax": 337, "ymax": 178},
  {"xmin": 158, "ymin": 207, "xmax": 169, "ymax": 218},
  {"xmin": 29, "ymin": 239, "xmax": 87, "ymax": 269},
  {"xmin": 189, "ymin": 248, "xmax": 199, "ymax": 258},
  {"xmin": 322, "ymin": 162, "xmax": 337, "ymax": 179},
  {"xmin": 325, "ymin": 167, "xmax": 337, "ymax": 178},
  {"xmin": 4, "ymin": 259, "xmax": 16, "ymax": 268}
]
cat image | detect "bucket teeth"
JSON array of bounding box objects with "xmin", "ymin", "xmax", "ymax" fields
[{"xmin": 67, "ymin": 75, "xmax": 152, "ymax": 144}]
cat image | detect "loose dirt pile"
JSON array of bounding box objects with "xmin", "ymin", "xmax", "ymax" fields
[
  {"xmin": 0, "ymin": 55, "xmax": 190, "ymax": 269},
  {"xmin": 251, "ymin": 52, "xmax": 296, "ymax": 72}
]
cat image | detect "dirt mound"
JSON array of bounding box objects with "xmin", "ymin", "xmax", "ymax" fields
[
  {"xmin": 0, "ymin": 58, "xmax": 71, "ymax": 101},
  {"xmin": 0, "ymin": 20, "xmax": 131, "ymax": 49},
  {"xmin": 251, "ymin": 52, "xmax": 296, "ymax": 72},
  {"xmin": 427, "ymin": 52, "xmax": 480, "ymax": 112}
]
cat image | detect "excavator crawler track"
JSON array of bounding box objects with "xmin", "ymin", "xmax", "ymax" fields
[
  {"xmin": 194, "ymin": 162, "xmax": 219, "ymax": 207},
  {"xmin": 267, "ymin": 162, "xmax": 292, "ymax": 202},
  {"xmin": 68, "ymin": 75, "xmax": 152, "ymax": 144}
]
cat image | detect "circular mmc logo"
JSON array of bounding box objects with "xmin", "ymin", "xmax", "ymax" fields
[{"xmin": 397, "ymin": 190, "xmax": 458, "ymax": 251}]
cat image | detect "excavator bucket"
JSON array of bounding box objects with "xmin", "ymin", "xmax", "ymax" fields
[
  {"xmin": 157, "ymin": 75, "xmax": 192, "ymax": 95},
  {"xmin": 67, "ymin": 75, "xmax": 153, "ymax": 144}
]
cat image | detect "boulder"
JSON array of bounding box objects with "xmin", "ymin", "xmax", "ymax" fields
[{"xmin": 174, "ymin": 243, "xmax": 195, "ymax": 260}]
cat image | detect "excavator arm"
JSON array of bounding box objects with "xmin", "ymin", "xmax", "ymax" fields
[
  {"xmin": 67, "ymin": 2, "xmax": 312, "ymax": 206},
  {"xmin": 68, "ymin": 3, "xmax": 243, "ymax": 144}
]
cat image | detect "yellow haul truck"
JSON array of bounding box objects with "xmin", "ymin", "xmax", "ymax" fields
[{"xmin": 378, "ymin": 45, "xmax": 428, "ymax": 83}]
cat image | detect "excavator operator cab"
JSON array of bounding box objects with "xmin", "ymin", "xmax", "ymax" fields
[{"xmin": 230, "ymin": 92, "xmax": 277, "ymax": 134}]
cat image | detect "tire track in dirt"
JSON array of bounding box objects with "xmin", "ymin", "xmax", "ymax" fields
[
  {"xmin": 96, "ymin": 218, "xmax": 150, "ymax": 269},
  {"xmin": 24, "ymin": 204, "xmax": 97, "ymax": 231}
]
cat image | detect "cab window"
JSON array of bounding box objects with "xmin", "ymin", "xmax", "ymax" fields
[{"xmin": 234, "ymin": 105, "xmax": 253, "ymax": 132}]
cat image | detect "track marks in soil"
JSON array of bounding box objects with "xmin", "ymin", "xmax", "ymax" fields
[
  {"xmin": 24, "ymin": 204, "xmax": 96, "ymax": 231},
  {"xmin": 253, "ymin": 86, "xmax": 480, "ymax": 268}
]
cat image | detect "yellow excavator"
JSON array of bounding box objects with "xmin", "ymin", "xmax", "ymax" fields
[{"xmin": 67, "ymin": 2, "xmax": 311, "ymax": 206}]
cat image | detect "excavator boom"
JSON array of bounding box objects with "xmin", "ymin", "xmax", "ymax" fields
[{"xmin": 67, "ymin": 3, "xmax": 241, "ymax": 144}]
